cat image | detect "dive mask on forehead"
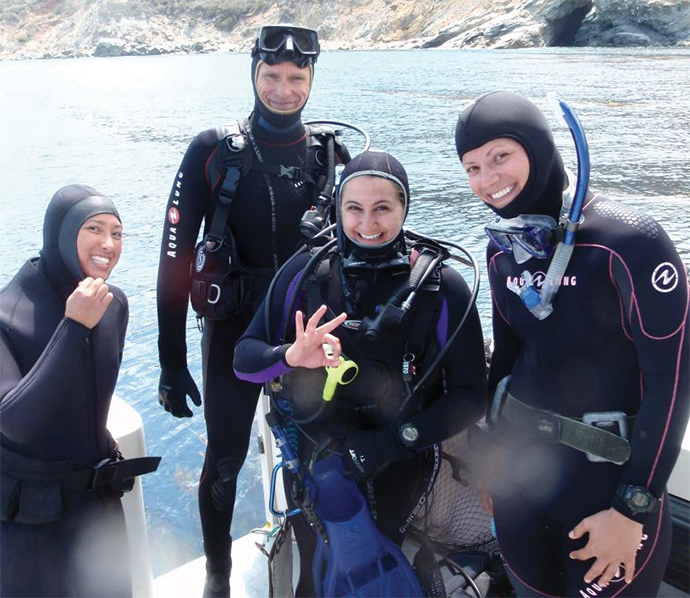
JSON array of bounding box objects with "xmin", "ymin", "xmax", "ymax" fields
[
  {"xmin": 485, "ymin": 214, "xmax": 561, "ymax": 263},
  {"xmin": 252, "ymin": 25, "xmax": 320, "ymax": 68}
]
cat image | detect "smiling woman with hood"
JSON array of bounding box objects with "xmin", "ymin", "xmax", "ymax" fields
[
  {"xmin": 0, "ymin": 184, "xmax": 135, "ymax": 597},
  {"xmin": 234, "ymin": 149, "xmax": 487, "ymax": 596},
  {"xmin": 455, "ymin": 91, "xmax": 689, "ymax": 598}
]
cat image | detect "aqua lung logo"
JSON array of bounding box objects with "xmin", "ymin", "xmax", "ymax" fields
[
  {"xmin": 166, "ymin": 171, "xmax": 184, "ymax": 258},
  {"xmin": 651, "ymin": 262, "xmax": 679, "ymax": 293},
  {"xmin": 532, "ymin": 271, "xmax": 546, "ymax": 288},
  {"xmin": 167, "ymin": 207, "xmax": 180, "ymax": 225},
  {"xmin": 195, "ymin": 249, "xmax": 206, "ymax": 272},
  {"xmin": 506, "ymin": 272, "xmax": 578, "ymax": 289},
  {"xmin": 343, "ymin": 319, "xmax": 361, "ymax": 330}
]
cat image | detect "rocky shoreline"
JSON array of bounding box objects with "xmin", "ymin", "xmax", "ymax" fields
[{"xmin": 1, "ymin": 0, "xmax": 689, "ymax": 60}]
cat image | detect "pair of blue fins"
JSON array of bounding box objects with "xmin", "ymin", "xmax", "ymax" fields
[{"xmin": 310, "ymin": 455, "xmax": 424, "ymax": 597}]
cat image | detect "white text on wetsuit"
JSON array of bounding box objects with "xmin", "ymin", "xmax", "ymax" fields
[
  {"xmin": 578, "ymin": 533, "xmax": 648, "ymax": 598},
  {"xmin": 506, "ymin": 272, "xmax": 577, "ymax": 289},
  {"xmin": 166, "ymin": 172, "xmax": 183, "ymax": 258}
]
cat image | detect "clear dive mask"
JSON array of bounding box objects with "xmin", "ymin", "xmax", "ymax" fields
[{"xmin": 485, "ymin": 214, "xmax": 561, "ymax": 263}]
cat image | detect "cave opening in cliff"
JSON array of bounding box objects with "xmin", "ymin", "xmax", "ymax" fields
[{"xmin": 549, "ymin": 2, "xmax": 593, "ymax": 46}]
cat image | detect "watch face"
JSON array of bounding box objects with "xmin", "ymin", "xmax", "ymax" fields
[
  {"xmin": 630, "ymin": 491, "xmax": 650, "ymax": 509},
  {"xmin": 621, "ymin": 485, "xmax": 656, "ymax": 513}
]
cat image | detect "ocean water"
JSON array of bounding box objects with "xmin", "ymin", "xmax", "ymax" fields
[{"xmin": 1, "ymin": 48, "xmax": 689, "ymax": 576}]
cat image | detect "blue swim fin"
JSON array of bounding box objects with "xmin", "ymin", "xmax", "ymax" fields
[{"xmin": 311, "ymin": 455, "xmax": 424, "ymax": 597}]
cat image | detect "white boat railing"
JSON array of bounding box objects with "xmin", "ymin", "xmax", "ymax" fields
[{"xmin": 106, "ymin": 395, "xmax": 155, "ymax": 598}]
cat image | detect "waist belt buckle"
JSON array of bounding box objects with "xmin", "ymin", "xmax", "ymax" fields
[
  {"xmin": 533, "ymin": 412, "xmax": 562, "ymax": 442},
  {"xmin": 582, "ymin": 411, "xmax": 629, "ymax": 463},
  {"xmin": 89, "ymin": 458, "xmax": 118, "ymax": 490}
]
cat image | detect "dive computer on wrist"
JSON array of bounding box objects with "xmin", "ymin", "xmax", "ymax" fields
[{"xmin": 615, "ymin": 485, "xmax": 657, "ymax": 515}]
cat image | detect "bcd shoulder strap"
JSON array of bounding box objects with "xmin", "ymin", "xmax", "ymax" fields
[
  {"xmin": 404, "ymin": 260, "xmax": 443, "ymax": 384},
  {"xmin": 209, "ymin": 119, "xmax": 336, "ymax": 195},
  {"xmin": 206, "ymin": 118, "xmax": 253, "ymax": 245}
]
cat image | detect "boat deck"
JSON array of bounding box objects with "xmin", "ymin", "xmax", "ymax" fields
[
  {"xmin": 153, "ymin": 533, "xmax": 270, "ymax": 597},
  {"xmin": 152, "ymin": 532, "xmax": 688, "ymax": 597}
]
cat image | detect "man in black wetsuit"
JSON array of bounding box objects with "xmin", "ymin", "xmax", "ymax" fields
[
  {"xmin": 455, "ymin": 91, "xmax": 689, "ymax": 597},
  {"xmin": 156, "ymin": 25, "xmax": 348, "ymax": 596},
  {"xmin": 1, "ymin": 185, "xmax": 131, "ymax": 597}
]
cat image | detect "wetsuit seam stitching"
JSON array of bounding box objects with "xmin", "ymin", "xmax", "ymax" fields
[
  {"xmin": 581, "ymin": 243, "xmax": 687, "ymax": 338},
  {"xmin": 646, "ymin": 321, "xmax": 687, "ymax": 487}
]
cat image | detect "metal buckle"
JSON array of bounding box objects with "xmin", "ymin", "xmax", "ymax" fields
[
  {"xmin": 90, "ymin": 458, "xmax": 117, "ymax": 490},
  {"xmin": 279, "ymin": 165, "xmax": 301, "ymax": 179},
  {"xmin": 225, "ymin": 134, "xmax": 246, "ymax": 152},
  {"xmin": 582, "ymin": 411, "xmax": 629, "ymax": 463},
  {"xmin": 204, "ymin": 236, "xmax": 223, "ymax": 253},
  {"xmin": 207, "ymin": 284, "xmax": 221, "ymax": 305},
  {"xmin": 582, "ymin": 411, "xmax": 629, "ymax": 438},
  {"xmin": 533, "ymin": 413, "xmax": 562, "ymax": 442}
]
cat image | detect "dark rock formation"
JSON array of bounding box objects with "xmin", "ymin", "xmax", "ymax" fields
[{"xmin": 575, "ymin": 0, "xmax": 690, "ymax": 47}]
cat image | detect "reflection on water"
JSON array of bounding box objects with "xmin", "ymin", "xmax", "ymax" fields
[{"xmin": 1, "ymin": 48, "xmax": 688, "ymax": 575}]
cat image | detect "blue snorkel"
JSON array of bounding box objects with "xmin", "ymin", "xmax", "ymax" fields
[
  {"xmin": 509, "ymin": 99, "xmax": 590, "ymax": 320},
  {"xmin": 559, "ymin": 100, "xmax": 590, "ymax": 243}
]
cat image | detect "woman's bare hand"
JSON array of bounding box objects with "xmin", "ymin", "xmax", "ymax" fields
[
  {"xmin": 65, "ymin": 278, "xmax": 113, "ymax": 329},
  {"xmin": 569, "ymin": 508, "xmax": 643, "ymax": 587},
  {"xmin": 284, "ymin": 305, "xmax": 347, "ymax": 369}
]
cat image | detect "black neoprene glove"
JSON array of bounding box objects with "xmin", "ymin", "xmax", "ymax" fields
[
  {"xmin": 158, "ymin": 366, "xmax": 201, "ymax": 418},
  {"xmin": 341, "ymin": 426, "xmax": 404, "ymax": 479}
]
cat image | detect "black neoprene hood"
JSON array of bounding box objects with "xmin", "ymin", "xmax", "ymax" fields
[
  {"xmin": 455, "ymin": 91, "xmax": 565, "ymax": 220},
  {"xmin": 40, "ymin": 184, "xmax": 120, "ymax": 292},
  {"xmin": 336, "ymin": 149, "xmax": 410, "ymax": 262}
]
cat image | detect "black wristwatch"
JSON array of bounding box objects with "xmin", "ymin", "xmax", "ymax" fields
[
  {"xmin": 616, "ymin": 485, "xmax": 657, "ymax": 515},
  {"xmin": 398, "ymin": 423, "xmax": 420, "ymax": 449}
]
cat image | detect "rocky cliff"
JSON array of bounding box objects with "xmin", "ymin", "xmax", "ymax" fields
[{"xmin": 1, "ymin": 0, "xmax": 689, "ymax": 59}]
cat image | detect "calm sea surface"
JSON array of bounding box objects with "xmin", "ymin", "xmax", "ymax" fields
[{"xmin": 1, "ymin": 48, "xmax": 689, "ymax": 575}]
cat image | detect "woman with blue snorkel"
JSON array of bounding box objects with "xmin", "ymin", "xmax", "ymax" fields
[{"xmin": 455, "ymin": 91, "xmax": 689, "ymax": 598}]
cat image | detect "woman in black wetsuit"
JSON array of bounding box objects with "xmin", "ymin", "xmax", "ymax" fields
[
  {"xmin": 0, "ymin": 185, "xmax": 132, "ymax": 597},
  {"xmin": 234, "ymin": 150, "xmax": 488, "ymax": 595},
  {"xmin": 455, "ymin": 91, "xmax": 689, "ymax": 597}
]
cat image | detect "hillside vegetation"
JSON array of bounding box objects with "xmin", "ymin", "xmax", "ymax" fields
[{"xmin": 1, "ymin": 0, "xmax": 689, "ymax": 59}]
